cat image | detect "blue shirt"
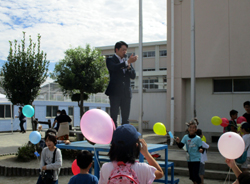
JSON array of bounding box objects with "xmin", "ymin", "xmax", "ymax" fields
[
  {"xmin": 181, "ymin": 134, "xmax": 202, "ymax": 162},
  {"xmin": 68, "ymin": 173, "xmax": 98, "ymax": 184}
]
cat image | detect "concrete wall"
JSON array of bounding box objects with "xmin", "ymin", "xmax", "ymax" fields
[
  {"xmin": 166, "ymin": 0, "xmax": 250, "ymax": 136},
  {"xmin": 130, "ymin": 91, "xmax": 167, "ymax": 130},
  {"xmin": 185, "ymin": 79, "xmax": 249, "ymax": 132}
]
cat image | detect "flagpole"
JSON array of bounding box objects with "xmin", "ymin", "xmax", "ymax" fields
[{"xmin": 138, "ymin": 0, "xmax": 143, "ymax": 136}]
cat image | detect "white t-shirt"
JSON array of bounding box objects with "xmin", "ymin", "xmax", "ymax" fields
[
  {"xmin": 242, "ymin": 134, "xmax": 250, "ymax": 157},
  {"xmin": 98, "ymin": 162, "xmax": 157, "ymax": 184},
  {"xmin": 200, "ymin": 141, "xmax": 209, "ymax": 164}
]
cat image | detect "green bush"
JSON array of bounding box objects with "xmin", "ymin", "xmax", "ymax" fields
[
  {"xmin": 17, "ymin": 141, "xmax": 83, "ymax": 161},
  {"xmin": 17, "ymin": 142, "xmax": 42, "ymax": 162}
]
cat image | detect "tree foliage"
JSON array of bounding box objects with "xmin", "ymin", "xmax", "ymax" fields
[
  {"xmin": 1, "ymin": 32, "xmax": 49, "ymax": 105},
  {"xmin": 52, "ymin": 44, "xmax": 108, "ymax": 116}
]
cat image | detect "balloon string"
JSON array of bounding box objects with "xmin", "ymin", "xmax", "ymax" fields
[
  {"xmin": 35, "ymin": 147, "xmax": 40, "ymax": 165},
  {"xmin": 94, "ymin": 147, "xmax": 101, "ymax": 171},
  {"xmin": 223, "ymin": 168, "xmax": 231, "ymax": 184}
]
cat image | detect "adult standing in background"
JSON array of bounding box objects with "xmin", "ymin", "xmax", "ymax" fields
[
  {"xmin": 15, "ymin": 107, "xmax": 26, "ymax": 133},
  {"xmin": 105, "ymin": 41, "xmax": 138, "ymax": 127},
  {"xmin": 54, "ymin": 109, "xmax": 71, "ymax": 140},
  {"xmin": 52, "ymin": 110, "xmax": 61, "ymax": 131}
]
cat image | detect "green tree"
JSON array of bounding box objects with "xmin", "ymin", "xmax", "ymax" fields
[
  {"xmin": 1, "ymin": 32, "xmax": 49, "ymax": 105},
  {"xmin": 52, "ymin": 45, "xmax": 108, "ymax": 117}
]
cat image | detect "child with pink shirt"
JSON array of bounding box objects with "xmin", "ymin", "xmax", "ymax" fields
[{"xmin": 98, "ymin": 124, "xmax": 164, "ymax": 184}]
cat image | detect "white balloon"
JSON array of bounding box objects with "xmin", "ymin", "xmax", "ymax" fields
[{"xmin": 218, "ymin": 132, "xmax": 245, "ymax": 159}]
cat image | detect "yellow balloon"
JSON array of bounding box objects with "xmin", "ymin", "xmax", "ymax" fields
[
  {"xmin": 211, "ymin": 116, "xmax": 222, "ymax": 126},
  {"xmin": 153, "ymin": 122, "xmax": 167, "ymax": 136},
  {"xmin": 201, "ymin": 135, "xmax": 206, "ymax": 143},
  {"xmin": 237, "ymin": 124, "xmax": 243, "ymax": 135}
]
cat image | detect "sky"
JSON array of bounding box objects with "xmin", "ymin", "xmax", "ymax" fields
[{"xmin": 0, "ymin": 0, "xmax": 167, "ymax": 72}]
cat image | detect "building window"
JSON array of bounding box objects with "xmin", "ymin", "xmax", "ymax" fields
[
  {"xmin": 131, "ymin": 81, "xmax": 135, "ymax": 89},
  {"xmin": 84, "ymin": 106, "xmax": 89, "ymax": 114},
  {"xmin": 143, "ymin": 69, "xmax": 155, "ymax": 71},
  {"xmin": 105, "ymin": 54, "xmax": 113, "ymax": 58},
  {"xmin": 106, "ymin": 107, "xmax": 110, "ymax": 115},
  {"xmin": 0, "ymin": 105, "xmax": 11, "ymax": 118},
  {"xmin": 68, "ymin": 107, "xmax": 73, "ymax": 116},
  {"xmin": 234, "ymin": 79, "xmax": 250, "ymax": 92},
  {"xmin": 160, "ymin": 68, "xmax": 167, "ymax": 70},
  {"xmin": 159, "ymin": 50, "xmax": 167, "ymax": 56},
  {"xmin": 127, "ymin": 53, "xmax": 135, "ymax": 58},
  {"xmin": 143, "ymin": 77, "xmax": 158, "ymax": 89},
  {"xmin": 213, "ymin": 79, "xmax": 250, "ymax": 93},
  {"xmin": 46, "ymin": 106, "xmax": 58, "ymax": 117},
  {"xmin": 143, "ymin": 51, "xmax": 155, "ymax": 58}
]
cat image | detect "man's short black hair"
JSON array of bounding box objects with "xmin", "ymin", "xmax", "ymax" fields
[
  {"xmin": 57, "ymin": 110, "xmax": 61, "ymax": 113},
  {"xmin": 77, "ymin": 151, "xmax": 93, "ymax": 169},
  {"xmin": 230, "ymin": 109, "xmax": 238, "ymax": 116},
  {"xmin": 114, "ymin": 41, "xmax": 128, "ymax": 53},
  {"xmin": 243, "ymin": 101, "xmax": 250, "ymax": 107}
]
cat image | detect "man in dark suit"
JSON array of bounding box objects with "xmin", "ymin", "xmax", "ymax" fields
[{"xmin": 105, "ymin": 41, "xmax": 138, "ymax": 127}]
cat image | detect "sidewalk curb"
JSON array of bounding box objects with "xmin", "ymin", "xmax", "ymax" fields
[{"xmin": 0, "ymin": 153, "xmax": 73, "ymax": 177}]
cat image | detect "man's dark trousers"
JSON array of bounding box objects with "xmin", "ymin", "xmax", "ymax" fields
[{"xmin": 109, "ymin": 95, "xmax": 131, "ymax": 127}]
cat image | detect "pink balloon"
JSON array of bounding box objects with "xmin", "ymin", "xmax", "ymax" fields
[
  {"xmin": 220, "ymin": 118, "xmax": 229, "ymax": 128},
  {"xmin": 80, "ymin": 109, "xmax": 113, "ymax": 144},
  {"xmin": 218, "ymin": 132, "xmax": 245, "ymax": 159},
  {"xmin": 72, "ymin": 159, "xmax": 80, "ymax": 175},
  {"xmin": 237, "ymin": 116, "xmax": 247, "ymax": 124}
]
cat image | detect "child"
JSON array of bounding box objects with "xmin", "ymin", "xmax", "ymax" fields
[
  {"xmin": 196, "ymin": 129, "xmax": 209, "ymax": 184},
  {"xmin": 225, "ymin": 110, "xmax": 238, "ymax": 132},
  {"xmin": 98, "ymin": 124, "xmax": 164, "ymax": 184},
  {"xmin": 68, "ymin": 151, "xmax": 98, "ymax": 184},
  {"xmin": 36, "ymin": 133, "xmax": 62, "ymax": 184},
  {"xmin": 243, "ymin": 101, "xmax": 250, "ymax": 123},
  {"xmin": 240, "ymin": 122, "xmax": 250, "ymax": 172},
  {"xmin": 225, "ymin": 159, "xmax": 250, "ymax": 184},
  {"xmin": 175, "ymin": 120, "xmax": 203, "ymax": 184}
]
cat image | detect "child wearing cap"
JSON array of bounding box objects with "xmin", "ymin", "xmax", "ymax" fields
[
  {"xmin": 240, "ymin": 122, "xmax": 250, "ymax": 172},
  {"xmin": 98, "ymin": 124, "xmax": 164, "ymax": 184}
]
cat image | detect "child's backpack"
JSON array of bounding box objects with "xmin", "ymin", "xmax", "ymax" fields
[{"xmin": 108, "ymin": 161, "xmax": 140, "ymax": 184}]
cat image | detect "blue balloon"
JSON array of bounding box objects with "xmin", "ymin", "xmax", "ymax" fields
[
  {"xmin": 29, "ymin": 131, "xmax": 41, "ymax": 144},
  {"xmin": 22, "ymin": 105, "xmax": 34, "ymax": 118},
  {"xmin": 168, "ymin": 131, "xmax": 174, "ymax": 139},
  {"xmin": 34, "ymin": 151, "xmax": 40, "ymax": 157}
]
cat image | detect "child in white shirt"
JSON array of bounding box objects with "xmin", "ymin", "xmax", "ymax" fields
[
  {"xmin": 98, "ymin": 124, "xmax": 164, "ymax": 184},
  {"xmin": 196, "ymin": 129, "xmax": 209, "ymax": 184}
]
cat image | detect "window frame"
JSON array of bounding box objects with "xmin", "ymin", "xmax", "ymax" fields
[
  {"xmin": 46, "ymin": 106, "xmax": 58, "ymax": 118},
  {"xmin": 213, "ymin": 78, "xmax": 250, "ymax": 93},
  {"xmin": 0, "ymin": 104, "xmax": 12, "ymax": 119},
  {"xmin": 143, "ymin": 51, "xmax": 155, "ymax": 58},
  {"xmin": 143, "ymin": 77, "xmax": 158, "ymax": 89},
  {"xmin": 159, "ymin": 50, "xmax": 167, "ymax": 57}
]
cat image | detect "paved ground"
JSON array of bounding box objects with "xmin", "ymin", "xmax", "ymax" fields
[
  {"xmin": 0, "ymin": 175, "xmax": 227, "ymax": 184},
  {"xmin": 0, "ymin": 130, "xmax": 230, "ymax": 184}
]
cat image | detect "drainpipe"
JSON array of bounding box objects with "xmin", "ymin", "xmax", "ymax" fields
[{"xmin": 170, "ymin": 0, "xmax": 175, "ymax": 146}]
